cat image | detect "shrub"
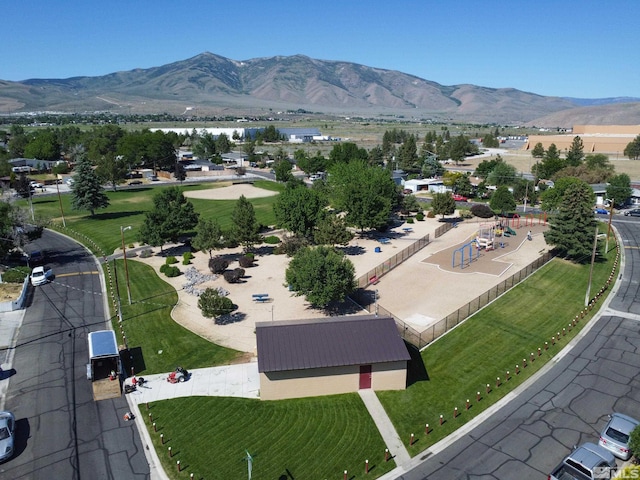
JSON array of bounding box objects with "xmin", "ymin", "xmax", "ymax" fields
[
  {"xmin": 406, "ymin": 217, "xmax": 415, "ymax": 224},
  {"xmin": 459, "ymin": 209, "xmax": 473, "ymax": 219},
  {"xmin": 209, "ymin": 257, "xmax": 229, "ymax": 274},
  {"xmin": 244, "ymin": 252, "xmax": 255, "ymax": 260},
  {"xmin": 3, "ymin": 267, "xmax": 29, "ymax": 283},
  {"xmin": 139, "ymin": 248, "xmax": 153, "ymax": 259},
  {"xmin": 274, "ymin": 236, "xmax": 309, "ymax": 257},
  {"xmin": 416, "ymin": 212, "xmax": 425, "ymax": 221},
  {"xmin": 223, "ymin": 268, "xmax": 245, "ymax": 283},
  {"xmin": 238, "ymin": 255, "xmax": 254, "ymax": 268},
  {"xmin": 427, "ymin": 210, "xmax": 435, "ymax": 218},
  {"xmin": 182, "ymin": 251, "xmax": 194, "ymax": 265},
  {"xmin": 163, "ymin": 266, "xmax": 181, "ymax": 277},
  {"xmin": 198, "ymin": 288, "xmax": 234, "ymax": 319},
  {"xmin": 165, "ymin": 256, "xmax": 178, "ymax": 265},
  {"xmin": 470, "ymin": 203, "xmax": 495, "ymax": 218},
  {"xmin": 629, "ymin": 424, "xmax": 640, "ymax": 460},
  {"xmin": 159, "ymin": 264, "xmax": 168, "ymax": 274},
  {"xmin": 263, "ymin": 235, "xmax": 281, "ymax": 245}
]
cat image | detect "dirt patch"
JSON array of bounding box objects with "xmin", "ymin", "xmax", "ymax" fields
[
  {"xmin": 183, "ymin": 183, "xmax": 278, "ymax": 201},
  {"xmin": 0, "ymin": 283, "xmax": 23, "ymax": 302}
]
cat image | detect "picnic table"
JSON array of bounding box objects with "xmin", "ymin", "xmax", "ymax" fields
[
  {"xmin": 252, "ymin": 293, "xmax": 269, "ymax": 302},
  {"xmin": 378, "ymin": 237, "xmax": 390, "ymax": 244},
  {"xmin": 402, "ymin": 227, "xmax": 413, "ymax": 233}
]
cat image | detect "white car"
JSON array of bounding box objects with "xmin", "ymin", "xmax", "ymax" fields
[
  {"xmin": 0, "ymin": 411, "xmax": 15, "ymax": 462},
  {"xmin": 30, "ymin": 266, "xmax": 52, "ymax": 286}
]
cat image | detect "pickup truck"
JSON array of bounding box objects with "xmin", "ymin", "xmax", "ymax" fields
[{"xmin": 548, "ymin": 442, "xmax": 617, "ymax": 480}]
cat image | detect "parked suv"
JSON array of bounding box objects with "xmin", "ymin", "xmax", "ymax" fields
[
  {"xmin": 598, "ymin": 413, "xmax": 639, "ymax": 460},
  {"xmin": 623, "ymin": 208, "xmax": 640, "ymax": 216}
]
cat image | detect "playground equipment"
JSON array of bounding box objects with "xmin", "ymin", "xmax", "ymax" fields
[{"xmin": 452, "ymin": 240, "xmax": 480, "ymax": 269}]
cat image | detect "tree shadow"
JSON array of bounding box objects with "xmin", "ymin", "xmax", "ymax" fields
[
  {"xmin": 121, "ymin": 346, "xmax": 146, "ymax": 377},
  {"xmin": 90, "ymin": 210, "xmax": 146, "ymax": 221}
]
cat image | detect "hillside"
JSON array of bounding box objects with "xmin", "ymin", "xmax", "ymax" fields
[{"xmin": 0, "ymin": 52, "xmax": 636, "ymax": 125}]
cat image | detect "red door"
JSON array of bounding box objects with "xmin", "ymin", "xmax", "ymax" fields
[{"xmin": 359, "ymin": 365, "xmax": 372, "ymax": 389}]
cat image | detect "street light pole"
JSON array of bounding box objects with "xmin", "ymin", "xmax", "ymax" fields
[
  {"xmin": 605, "ymin": 198, "xmax": 614, "ymax": 254},
  {"xmin": 121, "ymin": 226, "xmax": 132, "ymax": 305},
  {"xmin": 585, "ymin": 226, "xmax": 599, "ymax": 307},
  {"xmin": 55, "ymin": 177, "xmax": 66, "ymax": 227}
]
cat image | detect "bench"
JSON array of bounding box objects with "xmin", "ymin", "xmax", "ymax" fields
[
  {"xmin": 402, "ymin": 227, "xmax": 413, "ymax": 233},
  {"xmin": 378, "ymin": 237, "xmax": 390, "ymax": 244},
  {"xmin": 252, "ymin": 293, "xmax": 269, "ymax": 302}
]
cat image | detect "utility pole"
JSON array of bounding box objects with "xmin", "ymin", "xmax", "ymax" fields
[{"xmin": 585, "ymin": 226, "xmax": 599, "ymax": 307}]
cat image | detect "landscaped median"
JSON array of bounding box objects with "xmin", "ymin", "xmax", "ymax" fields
[{"xmin": 137, "ymin": 245, "xmax": 620, "ymax": 479}]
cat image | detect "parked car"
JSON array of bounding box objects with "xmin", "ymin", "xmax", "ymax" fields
[
  {"xmin": 548, "ymin": 442, "xmax": 617, "ymax": 480},
  {"xmin": 0, "ymin": 411, "xmax": 15, "ymax": 462},
  {"xmin": 594, "ymin": 207, "xmax": 609, "ymax": 215},
  {"xmin": 452, "ymin": 194, "xmax": 469, "ymax": 202},
  {"xmin": 30, "ymin": 266, "xmax": 52, "ymax": 286},
  {"xmin": 128, "ymin": 180, "xmax": 143, "ymax": 186},
  {"xmin": 28, "ymin": 250, "xmax": 45, "ymax": 266},
  {"xmin": 598, "ymin": 413, "xmax": 639, "ymax": 460},
  {"xmin": 623, "ymin": 208, "xmax": 640, "ymax": 217}
]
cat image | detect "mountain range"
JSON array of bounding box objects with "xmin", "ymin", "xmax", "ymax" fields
[{"xmin": 1, "ymin": 52, "xmax": 639, "ymax": 126}]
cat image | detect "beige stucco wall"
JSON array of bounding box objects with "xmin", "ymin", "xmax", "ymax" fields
[
  {"xmin": 260, "ymin": 361, "xmax": 407, "ymax": 400},
  {"xmin": 524, "ymin": 125, "xmax": 640, "ymax": 155}
]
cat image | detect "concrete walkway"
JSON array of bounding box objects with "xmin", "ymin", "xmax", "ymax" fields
[{"xmin": 358, "ymin": 389, "xmax": 411, "ymax": 467}]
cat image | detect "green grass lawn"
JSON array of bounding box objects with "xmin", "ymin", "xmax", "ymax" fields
[
  {"xmin": 378, "ymin": 252, "xmax": 619, "ymax": 455},
  {"xmin": 30, "ymin": 179, "xmax": 283, "ymax": 255},
  {"xmin": 108, "ymin": 258, "xmax": 244, "ymax": 374},
  {"xmin": 145, "ymin": 395, "xmax": 397, "ymax": 480},
  {"xmin": 140, "ymin": 250, "xmax": 619, "ymax": 479}
]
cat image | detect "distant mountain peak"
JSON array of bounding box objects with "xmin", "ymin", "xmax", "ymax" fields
[{"xmin": 1, "ymin": 52, "xmax": 639, "ymax": 125}]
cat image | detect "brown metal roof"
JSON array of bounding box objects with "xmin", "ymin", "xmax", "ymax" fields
[{"xmin": 256, "ymin": 315, "xmax": 410, "ymax": 373}]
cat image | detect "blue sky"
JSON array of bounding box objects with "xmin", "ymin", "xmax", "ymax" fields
[{"xmin": 3, "ymin": 0, "xmax": 638, "ymax": 99}]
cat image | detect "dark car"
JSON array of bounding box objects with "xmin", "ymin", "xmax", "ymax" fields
[
  {"xmin": 128, "ymin": 180, "xmax": 143, "ymax": 186},
  {"xmin": 624, "ymin": 208, "xmax": 640, "ymax": 217},
  {"xmin": 28, "ymin": 250, "xmax": 45, "ymax": 266}
]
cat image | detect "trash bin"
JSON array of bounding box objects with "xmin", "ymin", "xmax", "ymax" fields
[{"xmin": 374, "ymin": 246, "xmax": 381, "ymax": 253}]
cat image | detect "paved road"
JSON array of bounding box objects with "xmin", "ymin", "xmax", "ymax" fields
[
  {"xmin": 1, "ymin": 230, "xmax": 149, "ymax": 479},
  {"xmin": 399, "ymin": 217, "xmax": 640, "ymax": 479}
]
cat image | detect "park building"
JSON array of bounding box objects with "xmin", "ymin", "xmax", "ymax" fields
[{"xmin": 524, "ymin": 125, "xmax": 640, "ymax": 157}]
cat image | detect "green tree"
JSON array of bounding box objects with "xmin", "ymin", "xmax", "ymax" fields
[
  {"xmin": 430, "ymin": 192, "xmax": 456, "ymax": 219},
  {"xmin": 482, "ymin": 133, "xmax": 500, "ymax": 148},
  {"xmin": 198, "ymin": 288, "xmax": 234, "ymax": 319},
  {"xmin": 273, "ymin": 159, "xmax": 294, "ymax": 182},
  {"xmin": 565, "ymin": 136, "xmax": 585, "ymax": 167},
  {"xmin": 623, "ymin": 135, "xmax": 640, "ymax": 160},
  {"xmin": 531, "ymin": 143, "xmax": 545, "ymax": 168},
  {"xmin": 486, "ymin": 161, "xmax": 517, "ymax": 187},
  {"xmin": 138, "ymin": 187, "xmax": 199, "ymax": 249},
  {"xmin": 367, "ymin": 145, "xmax": 384, "ymax": 167},
  {"xmin": 95, "ymin": 153, "xmax": 128, "ymax": 191},
  {"xmin": 70, "ymin": 155, "xmax": 110, "ymax": 216},
  {"xmin": 230, "ymin": 195, "xmax": 261, "ymax": 250},
  {"xmin": 313, "ymin": 214, "xmax": 353, "ymax": 247},
  {"xmin": 273, "ymin": 183, "xmax": 327, "ymax": 239},
  {"xmin": 397, "ymin": 134, "xmax": 418, "ymax": 170},
  {"xmin": 174, "ymin": 162, "xmax": 186, "ymax": 183},
  {"xmin": 215, "ymin": 133, "xmax": 232, "ymax": 154},
  {"xmin": 474, "ymin": 156, "xmax": 502, "ymax": 179},
  {"xmin": 285, "ymin": 245, "xmax": 356, "ymax": 308},
  {"xmin": 328, "ymin": 142, "xmax": 369, "ymax": 165},
  {"xmin": 585, "ymin": 153, "xmax": 613, "ymax": 171},
  {"xmin": 421, "ymin": 155, "xmax": 444, "ymax": 178},
  {"xmin": 490, "ymin": 186, "xmax": 516, "ymax": 214},
  {"xmin": 24, "ymin": 129, "xmax": 61, "ymax": 161},
  {"xmin": 328, "ymin": 161, "xmax": 396, "ymax": 231},
  {"xmin": 192, "ymin": 132, "xmax": 219, "ymax": 163},
  {"xmin": 606, "ymin": 173, "xmax": 632, "ymax": 206},
  {"xmin": 533, "ymin": 143, "xmax": 565, "ymax": 179},
  {"xmin": 540, "ymin": 177, "xmax": 585, "ymax": 212},
  {"xmin": 192, "ymin": 218, "xmax": 225, "ymax": 258},
  {"xmin": 628, "ymin": 424, "xmax": 640, "ymax": 460},
  {"xmin": 8, "ymin": 125, "xmax": 28, "ymax": 158},
  {"xmin": 543, "ymin": 181, "xmax": 597, "ymax": 263}
]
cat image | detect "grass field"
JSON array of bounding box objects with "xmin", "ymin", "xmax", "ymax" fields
[
  {"xmin": 108, "ymin": 259, "xmax": 244, "ymax": 373},
  {"xmin": 141, "ymin": 249, "xmax": 619, "ymax": 479},
  {"xmin": 29, "ymin": 179, "xmax": 283, "ymax": 255}
]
